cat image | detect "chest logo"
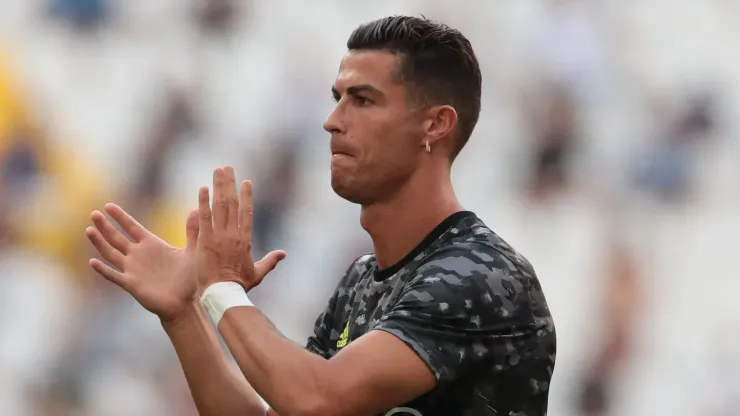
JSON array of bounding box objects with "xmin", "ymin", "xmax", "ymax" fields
[{"xmin": 336, "ymin": 321, "xmax": 350, "ymax": 348}]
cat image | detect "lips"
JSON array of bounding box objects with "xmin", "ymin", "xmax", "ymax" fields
[{"xmin": 330, "ymin": 142, "xmax": 353, "ymax": 157}]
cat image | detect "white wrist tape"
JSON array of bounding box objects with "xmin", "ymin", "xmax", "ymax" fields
[{"xmin": 199, "ymin": 282, "xmax": 254, "ymax": 327}]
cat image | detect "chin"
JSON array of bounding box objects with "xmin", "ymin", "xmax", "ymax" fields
[
  {"xmin": 331, "ymin": 183, "xmax": 363, "ymax": 204},
  {"xmin": 331, "ymin": 176, "xmax": 368, "ymax": 205}
]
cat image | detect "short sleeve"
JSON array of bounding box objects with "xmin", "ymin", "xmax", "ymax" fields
[
  {"xmin": 372, "ymin": 243, "xmax": 555, "ymax": 383},
  {"xmin": 305, "ymin": 292, "xmax": 337, "ymax": 359},
  {"xmin": 305, "ymin": 255, "xmax": 371, "ymax": 359}
]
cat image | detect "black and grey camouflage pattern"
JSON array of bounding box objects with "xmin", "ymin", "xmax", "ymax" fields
[{"xmin": 306, "ymin": 213, "xmax": 557, "ymax": 415}]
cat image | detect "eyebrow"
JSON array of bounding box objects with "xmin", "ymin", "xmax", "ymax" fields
[{"xmin": 331, "ymin": 84, "xmax": 382, "ymax": 99}]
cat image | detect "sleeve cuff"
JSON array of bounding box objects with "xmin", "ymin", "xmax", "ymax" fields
[{"xmin": 372, "ymin": 323, "xmax": 445, "ymax": 382}]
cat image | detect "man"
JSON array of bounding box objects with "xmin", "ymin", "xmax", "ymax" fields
[{"xmin": 86, "ymin": 16, "xmax": 556, "ymax": 416}]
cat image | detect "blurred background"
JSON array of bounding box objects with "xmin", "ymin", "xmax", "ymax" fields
[{"xmin": 0, "ymin": 0, "xmax": 739, "ymax": 415}]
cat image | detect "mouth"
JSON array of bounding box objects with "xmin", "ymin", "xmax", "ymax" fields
[
  {"xmin": 331, "ymin": 153, "xmax": 353, "ymax": 162},
  {"xmin": 331, "ymin": 151, "xmax": 355, "ymax": 167},
  {"xmin": 330, "ymin": 139, "xmax": 352, "ymax": 158},
  {"xmin": 331, "ymin": 148, "xmax": 354, "ymax": 158}
]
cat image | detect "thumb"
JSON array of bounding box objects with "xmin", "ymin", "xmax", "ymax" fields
[
  {"xmin": 185, "ymin": 208, "xmax": 199, "ymax": 250},
  {"xmin": 254, "ymin": 250, "xmax": 287, "ymax": 279}
]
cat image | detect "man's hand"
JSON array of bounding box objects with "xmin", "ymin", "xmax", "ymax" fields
[
  {"xmin": 197, "ymin": 166, "xmax": 286, "ymax": 293},
  {"xmin": 87, "ymin": 202, "xmax": 275, "ymax": 416},
  {"xmin": 86, "ymin": 204, "xmax": 200, "ymax": 322}
]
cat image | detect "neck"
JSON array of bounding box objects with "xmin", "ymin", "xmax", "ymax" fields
[{"xmin": 360, "ymin": 166, "xmax": 464, "ymax": 270}]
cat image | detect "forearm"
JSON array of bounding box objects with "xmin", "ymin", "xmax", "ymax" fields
[
  {"xmin": 219, "ymin": 307, "xmax": 338, "ymax": 416},
  {"xmin": 162, "ymin": 302, "xmax": 267, "ymax": 416}
]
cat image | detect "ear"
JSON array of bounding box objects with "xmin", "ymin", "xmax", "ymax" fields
[{"xmin": 420, "ymin": 105, "xmax": 458, "ymax": 148}]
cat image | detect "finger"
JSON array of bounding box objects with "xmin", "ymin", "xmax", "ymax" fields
[
  {"xmin": 212, "ymin": 167, "xmax": 228, "ymax": 230},
  {"xmin": 254, "ymin": 250, "xmax": 287, "ymax": 279},
  {"xmin": 104, "ymin": 203, "xmax": 148, "ymax": 242},
  {"xmin": 223, "ymin": 166, "xmax": 239, "ymax": 231},
  {"xmin": 86, "ymin": 226, "xmax": 125, "ymax": 270},
  {"xmin": 198, "ymin": 186, "xmax": 213, "ymax": 240},
  {"xmin": 185, "ymin": 208, "xmax": 199, "ymax": 251},
  {"xmin": 91, "ymin": 211, "xmax": 131, "ymax": 254},
  {"xmin": 239, "ymin": 180, "xmax": 253, "ymax": 241},
  {"xmin": 89, "ymin": 258, "xmax": 132, "ymax": 292}
]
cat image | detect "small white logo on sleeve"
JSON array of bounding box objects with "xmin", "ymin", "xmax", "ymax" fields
[{"xmin": 385, "ymin": 408, "xmax": 423, "ymax": 416}]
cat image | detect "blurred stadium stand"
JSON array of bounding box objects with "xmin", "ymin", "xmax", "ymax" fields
[{"xmin": 1, "ymin": 1, "xmax": 739, "ymax": 415}]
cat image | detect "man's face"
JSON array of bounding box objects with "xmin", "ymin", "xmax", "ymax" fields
[{"xmin": 324, "ymin": 50, "xmax": 425, "ymax": 205}]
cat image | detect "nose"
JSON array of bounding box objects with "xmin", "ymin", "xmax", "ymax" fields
[{"xmin": 323, "ymin": 105, "xmax": 344, "ymax": 135}]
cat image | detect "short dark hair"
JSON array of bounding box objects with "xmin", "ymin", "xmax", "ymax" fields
[{"xmin": 347, "ymin": 15, "xmax": 482, "ymax": 160}]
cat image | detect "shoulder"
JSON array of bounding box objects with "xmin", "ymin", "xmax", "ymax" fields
[
  {"xmin": 333, "ymin": 253, "xmax": 376, "ymax": 292},
  {"xmin": 415, "ymin": 224, "xmax": 537, "ymax": 286},
  {"xmin": 349, "ymin": 253, "xmax": 376, "ymax": 276},
  {"xmin": 404, "ymin": 228, "xmax": 549, "ymax": 323}
]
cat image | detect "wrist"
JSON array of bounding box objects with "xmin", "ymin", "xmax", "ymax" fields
[
  {"xmin": 160, "ymin": 301, "xmax": 201, "ymax": 333},
  {"xmin": 199, "ymin": 281, "xmax": 254, "ymax": 328}
]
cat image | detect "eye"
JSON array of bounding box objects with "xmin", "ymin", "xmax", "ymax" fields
[{"xmin": 354, "ymin": 96, "xmax": 372, "ymax": 106}]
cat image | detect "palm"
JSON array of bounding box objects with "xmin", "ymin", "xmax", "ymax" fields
[{"xmin": 86, "ymin": 204, "xmax": 201, "ymax": 322}]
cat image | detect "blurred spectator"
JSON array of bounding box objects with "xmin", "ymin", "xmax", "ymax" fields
[
  {"xmin": 578, "ymin": 238, "xmax": 644, "ymax": 415},
  {"xmin": 0, "ymin": 48, "xmax": 110, "ymax": 278},
  {"xmin": 135, "ymin": 87, "xmax": 198, "ymax": 202},
  {"xmin": 0, "ymin": 47, "xmax": 104, "ymax": 414},
  {"xmin": 674, "ymin": 91, "xmax": 716, "ymax": 143},
  {"xmin": 521, "ymin": 82, "xmax": 580, "ymax": 204},
  {"xmin": 9, "ymin": 129, "xmax": 110, "ymax": 279},
  {"xmin": 193, "ymin": 0, "xmax": 243, "ymax": 35},
  {"xmin": 0, "ymin": 55, "xmax": 82, "ymax": 413},
  {"xmin": 127, "ymin": 85, "xmax": 199, "ymax": 248},
  {"xmin": 252, "ymin": 133, "xmax": 300, "ymax": 257},
  {"xmin": 47, "ymin": 0, "xmax": 111, "ymax": 33},
  {"xmin": 0, "ymin": 49, "xmax": 40, "ymax": 228},
  {"xmin": 631, "ymin": 90, "xmax": 718, "ymax": 203}
]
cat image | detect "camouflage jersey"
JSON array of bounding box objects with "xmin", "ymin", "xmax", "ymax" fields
[{"xmin": 306, "ymin": 211, "xmax": 557, "ymax": 416}]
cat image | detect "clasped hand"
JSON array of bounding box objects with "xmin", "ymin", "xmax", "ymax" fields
[{"xmin": 85, "ymin": 166, "xmax": 286, "ymax": 322}]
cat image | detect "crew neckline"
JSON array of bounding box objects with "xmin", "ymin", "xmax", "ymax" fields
[{"xmin": 373, "ymin": 211, "xmax": 476, "ymax": 281}]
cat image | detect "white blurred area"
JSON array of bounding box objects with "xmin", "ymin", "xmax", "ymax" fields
[{"xmin": 0, "ymin": 1, "xmax": 739, "ymax": 415}]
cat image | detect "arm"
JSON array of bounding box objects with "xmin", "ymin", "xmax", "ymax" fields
[
  {"xmin": 218, "ymin": 307, "xmax": 435, "ymax": 416},
  {"xmin": 212, "ymin": 244, "xmax": 555, "ymax": 416},
  {"xmin": 162, "ymin": 302, "xmax": 268, "ymax": 416}
]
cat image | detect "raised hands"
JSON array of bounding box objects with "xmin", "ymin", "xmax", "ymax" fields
[
  {"xmin": 86, "ymin": 166, "xmax": 286, "ymax": 322},
  {"xmin": 196, "ymin": 166, "xmax": 286, "ymax": 292}
]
